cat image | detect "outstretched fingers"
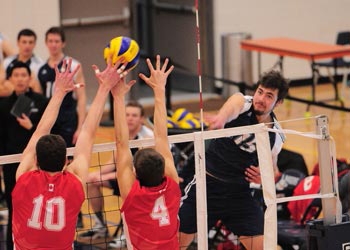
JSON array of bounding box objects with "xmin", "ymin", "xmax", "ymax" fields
[
  {"xmin": 156, "ymin": 54, "xmax": 161, "ymax": 70},
  {"xmin": 54, "ymin": 58, "xmax": 82, "ymax": 93},
  {"xmin": 161, "ymin": 57, "xmax": 169, "ymax": 72},
  {"xmin": 146, "ymin": 58, "xmax": 155, "ymax": 72}
]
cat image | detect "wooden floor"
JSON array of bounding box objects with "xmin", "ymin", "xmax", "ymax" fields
[{"xmin": 275, "ymin": 83, "xmax": 350, "ymax": 172}]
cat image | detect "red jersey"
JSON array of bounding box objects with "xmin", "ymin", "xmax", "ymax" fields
[
  {"xmin": 121, "ymin": 176, "xmax": 181, "ymax": 250},
  {"xmin": 12, "ymin": 170, "xmax": 85, "ymax": 250}
]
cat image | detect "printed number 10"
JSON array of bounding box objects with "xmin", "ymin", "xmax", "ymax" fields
[{"xmin": 27, "ymin": 195, "xmax": 66, "ymax": 231}]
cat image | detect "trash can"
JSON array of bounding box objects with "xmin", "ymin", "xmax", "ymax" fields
[
  {"xmin": 306, "ymin": 214, "xmax": 350, "ymax": 250},
  {"xmin": 221, "ymin": 32, "xmax": 253, "ymax": 98}
]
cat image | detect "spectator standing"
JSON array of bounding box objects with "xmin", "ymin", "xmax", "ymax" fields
[
  {"xmin": 0, "ymin": 62, "xmax": 48, "ymax": 250},
  {"xmin": 3, "ymin": 29, "xmax": 43, "ymax": 94},
  {"xmin": 38, "ymin": 26, "xmax": 86, "ymax": 150}
]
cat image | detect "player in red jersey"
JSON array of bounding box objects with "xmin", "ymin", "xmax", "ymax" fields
[
  {"xmin": 12, "ymin": 56, "xmax": 126, "ymax": 249},
  {"xmin": 112, "ymin": 55, "xmax": 180, "ymax": 249}
]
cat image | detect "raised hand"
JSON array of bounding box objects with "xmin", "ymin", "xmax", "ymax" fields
[
  {"xmin": 54, "ymin": 58, "xmax": 83, "ymax": 94},
  {"xmin": 92, "ymin": 56, "xmax": 128, "ymax": 90},
  {"xmin": 139, "ymin": 55, "xmax": 174, "ymax": 90},
  {"xmin": 111, "ymin": 78, "xmax": 136, "ymax": 98}
]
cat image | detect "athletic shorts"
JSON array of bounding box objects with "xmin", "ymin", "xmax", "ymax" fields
[{"xmin": 179, "ymin": 174, "xmax": 264, "ymax": 236}]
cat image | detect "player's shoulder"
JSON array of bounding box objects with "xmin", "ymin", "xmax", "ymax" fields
[
  {"xmin": 38, "ymin": 61, "xmax": 50, "ymax": 71},
  {"xmin": 31, "ymin": 55, "xmax": 44, "ymax": 65},
  {"xmin": 64, "ymin": 56, "xmax": 81, "ymax": 68},
  {"xmin": 3, "ymin": 55, "xmax": 16, "ymax": 67},
  {"xmin": 138, "ymin": 125, "xmax": 154, "ymax": 138}
]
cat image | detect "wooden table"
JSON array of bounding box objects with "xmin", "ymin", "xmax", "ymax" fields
[{"xmin": 241, "ymin": 37, "xmax": 350, "ymax": 105}]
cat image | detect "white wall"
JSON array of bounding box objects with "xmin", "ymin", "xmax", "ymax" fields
[
  {"xmin": 2, "ymin": 1, "xmax": 350, "ymax": 83},
  {"xmin": 0, "ymin": 0, "xmax": 60, "ymax": 59},
  {"xmin": 214, "ymin": 0, "xmax": 350, "ymax": 82}
]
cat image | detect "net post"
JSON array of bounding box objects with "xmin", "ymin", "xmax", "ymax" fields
[
  {"xmin": 255, "ymin": 125, "xmax": 277, "ymax": 250},
  {"xmin": 194, "ymin": 131, "xmax": 208, "ymax": 250},
  {"xmin": 316, "ymin": 115, "xmax": 341, "ymax": 225}
]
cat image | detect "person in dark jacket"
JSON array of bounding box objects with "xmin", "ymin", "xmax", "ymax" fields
[{"xmin": 0, "ymin": 61, "xmax": 47, "ymax": 250}]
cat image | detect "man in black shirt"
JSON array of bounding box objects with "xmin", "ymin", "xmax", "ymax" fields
[{"xmin": 0, "ymin": 61, "xmax": 47, "ymax": 250}]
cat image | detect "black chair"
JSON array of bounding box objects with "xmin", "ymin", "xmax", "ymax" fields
[
  {"xmin": 315, "ymin": 31, "xmax": 350, "ymax": 74},
  {"xmin": 314, "ymin": 31, "xmax": 350, "ymax": 101}
]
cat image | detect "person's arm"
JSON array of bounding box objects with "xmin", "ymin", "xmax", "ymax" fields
[
  {"xmin": 66, "ymin": 58, "xmax": 123, "ymax": 191},
  {"xmin": 139, "ymin": 55, "xmax": 178, "ymax": 183},
  {"xmin": 111, "ymin": 70, "xmax": 137, "ymax": 200},
  {"xmin": 16, "ymin": 58, "xmax": 81, "ymax": 180},
  {"xmin": 72, "ymin": 66, "xmax": 87, "ymax": 145},
  {"xmin": 205, "ymin": 92, "xmax": 246, "ymax": 130},
  {"xmin": 1, "ymin": 39, "xmax": 17, "ymax": 57},
  {"xmin": 0, "ymin": 63, "xmax": 13, "ymax": 97}
]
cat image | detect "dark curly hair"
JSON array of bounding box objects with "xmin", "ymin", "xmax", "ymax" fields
[
  {"xmin": 133, "ymin": 148, "xmax": 165, "ymax": 187},
  {"xmin": 36, "ymin": 134, "xmax": 67, "ymax": 172},
  {"xmin": 256, "ymin": 70, "xmax": 289, "ymax": 101}
]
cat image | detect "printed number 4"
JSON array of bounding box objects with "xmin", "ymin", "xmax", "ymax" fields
[
  {"xmin": 150, "ymin": 195, "xmax": 170, "ymax": 227},
  {"xmin": 27, "ymin": 195, "xmax": 66, "ymax": 231}
]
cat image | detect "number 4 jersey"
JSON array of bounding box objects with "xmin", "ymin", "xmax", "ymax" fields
[
  {"xmin": 121, "ymin": 176, "xmax": 181, "ymax": 249},
  {"xmin": 12, "ymin": 170, "xmax": 85, "ymax": 250}
]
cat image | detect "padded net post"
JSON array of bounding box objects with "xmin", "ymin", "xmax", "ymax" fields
[{"xmin": 316, "ymin": 115, "xmax": 342, "ymax": 225}]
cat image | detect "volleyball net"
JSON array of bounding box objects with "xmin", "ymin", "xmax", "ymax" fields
[{"xmin": 0, "ymin": 115, "xmax": 342, "ymax": 249}]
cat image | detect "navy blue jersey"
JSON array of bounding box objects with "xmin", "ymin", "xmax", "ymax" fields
[
  {"xmin": 38, "ymin": 57, "xmax": 79, "ymax": 146},
  {"xmin": 206, "ymin": 96, "xmax": 283, "ymax": 184},
  {"xmin": 38, "ymin": 59, "xmax": 77, "ymax": 113},
  {"xmin": 4, "ymin": 55, "xmax": 43, "ymax": 80}
]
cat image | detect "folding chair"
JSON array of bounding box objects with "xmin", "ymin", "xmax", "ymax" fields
[{"xmin": 314, "ymin": 31, "xmax": 350, "ymax": 101}]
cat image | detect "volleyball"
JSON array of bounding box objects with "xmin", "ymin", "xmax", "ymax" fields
[
  {"xmin": 103, "ymin": 36, "xmax": 140, "ymax": 70},
  {"xmin": 178, "ymin": 118, "xmax": 201, "ymax": 129},
  {"xmin": 172, "ymin": 108, "xmax": 193, "ymax": 123},
  {"xmin": 167, "ymin": 117, "xmax": 178, "ymax": 128}
]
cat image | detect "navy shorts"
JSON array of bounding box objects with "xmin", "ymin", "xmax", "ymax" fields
[{"xmin": 179, "ymin": 174, "xmax": 264, "ymax": 236}]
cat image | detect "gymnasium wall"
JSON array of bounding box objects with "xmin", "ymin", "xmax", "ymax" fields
[
  {"xmin": 1, "ymin": 0, "xmax": 350, "ymax": 85},
  {"xmin": 213, "ymin": 0, "xmax": 350, "ymax": 82},
  {"xmin": 0, "ymin": 0, "xmax": 60, "ymax": 59}
]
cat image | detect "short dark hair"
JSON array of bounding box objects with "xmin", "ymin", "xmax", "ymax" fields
[
  {"xmin": 36, "ymin": 134, "xmax": 67, "ymax": 172},
  {"xmin": 126, "ymin": 101, "xmax": 145, "ymax": 117},
  {"xmin": 133, "ymin": 148, "xmax": 165, "ymax": 187},
  {"xmin": 17, "ymin": 28, "xmax": 37, "ymax": 41},
  {"xmin": 9, "ymin": 61, "xmax": 31, "ymax": 77},
  {"xmin": 45, "ymin": 26, "xmax": 66, "ymax": 43},
  {"xmin": 256, "ymin": 70, "xmax": 289, "ymax": 101}
]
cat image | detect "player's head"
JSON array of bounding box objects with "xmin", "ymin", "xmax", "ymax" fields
[
  {"xmin": 17, "ymin": 29, "xmax": 37, "ymax": 57},
  {"xmin": 256, "ymin": 70, "xmax": 289, "ymax": 102},
  {"xmin": 9, "ymin": 61, "xmax": 31, "ymax": 94},
  {"xmin": 133, "ymin": 148, "xmax": 165, "ymax": 187},
  {"xmin": 45, "ymin": 27, "xmax": 66, "ymax": 55},
  {"xmin": 253, "ymin": 70, "xmax": 289, "ymax": 116},
  {"xmin": 36, "ymin": 134, "xmax": 67, "ymax": 172},
  {"xmin": 126, "ymin": 101, "xmax": 145, "ymax": 135},
  {"xmin": 17, "ymin": 28, "xmax": 37, "ymax": 42},
  {"xmin": 45, "ymin": 26, "xmax": 66, "ymax": 43}
]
